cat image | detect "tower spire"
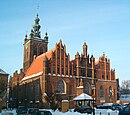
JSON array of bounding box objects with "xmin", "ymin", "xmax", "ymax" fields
[
  {"xmin": 37, "ymin": 3, "xmax": 39, "ymax": 14},
  {"xmin": 44, "ymin": 31, "xmax": 48, "ymax": 42},
  {"xmin": 29, "ymin": 14, "xmax": 41, "ymax": 39},
  {"xmin": 23, "ymin": 12, "xmax": 49, "ymax": 72}
]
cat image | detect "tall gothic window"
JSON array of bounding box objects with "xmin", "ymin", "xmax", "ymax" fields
[
  {"xmin": 84, "ymin": 83, "xmax": 90, "ymax": 94},
  {"xmin": 102, "ymin": 75, "xmax": 104, "ymax": 79},
  {"xmin": 33, "ymin": 47, "xmax": 37, "ymax": 56},
  {"xmin": 57, "ymin": 67, "xmax": 60, "ymax": 74},
  {"xmin": 81, "ymin": 69, "xmax": 85, "ymax": 76},
  {"xmin": 39, "ymin": 47, "xmax": 43, "ymax": 55},
  {"xmin": 109, "ymin": 86, "xmax": 113, "ymax": 99},
  {"xmin": 100, "ymin": 86, "xmax": 104, "ymax": 98},
  {"xmin": 62, "ymin": 68, "xmax": 64, "ymax": 74},
  {"xmin": 35, "ymin": 80, "xmax": 40, "ymax": 101},
  {"xmin": 56, "ymin": 79, "xmax": 65, "ymax": 93},
  {"xmin": 28, "ymin": 83, "xmax": 33, "ymax": 102},
  {"xmin": 107, "ymin": 75, "xmax": 109, "ymax": 80}
]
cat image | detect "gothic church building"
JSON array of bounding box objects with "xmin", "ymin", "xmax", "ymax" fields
[{"xmin": 9, "ymin": 14, "xmax": 117, "ymax": 108}]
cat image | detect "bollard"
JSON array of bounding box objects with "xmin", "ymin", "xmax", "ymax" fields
[
  {"xmin": 108, "ymin": 112, "xmax": 110, "ymax": 115},
  {"xmin": 100, "ymin": 112, "xmax": 101, "ymax": 115}
]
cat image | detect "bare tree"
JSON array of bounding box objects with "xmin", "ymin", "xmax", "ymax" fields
[
  {"xmin": 45, "ymin": 91, "xmax": 62, "ymax": 111},
  {"xmin": 120, "ymin": 80, "xmax": 130, "ymax": 95}
]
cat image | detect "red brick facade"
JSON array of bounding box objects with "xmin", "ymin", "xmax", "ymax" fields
[
  {"xmin": 9, "ymin": 14, "xmax": 117, "ymax": 108},
  {"xmin": 0, "ymin": 69, "xmax": 8, "ymax": 110}
]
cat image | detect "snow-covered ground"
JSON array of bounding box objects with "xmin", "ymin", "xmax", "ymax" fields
[
  {"xmin": 53, "ymin": 109, "xmax": 119, "ymax": 115},
  {"xmin": 1, "ymin": 108, "xmax": 119, "ymax": 115}
]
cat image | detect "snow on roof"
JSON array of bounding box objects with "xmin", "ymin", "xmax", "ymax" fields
[
  {"xmin": 73, "ymin": 93, "xmax": 93, "ymax": 101},
  {"xmin": 22, "ymin": 71, "xmax": 43, "ymax": 81},
  {"xmin": 102, "ymin": 103, "xmax": 113, "ymax": 106},
  {"xmin": 77, "ymin": 86, "xmax": 84, "ymax": 88},
  {"xmin": 25, "ymin": 47, "xmax": 56, "ymax": 77},
  {"xmin": 62, "ymin": 100, "xmax": 69, "ymax": 102},
  {"xmin": 0, "ymin": 68, "xmax": 8, "ymax": 75}
]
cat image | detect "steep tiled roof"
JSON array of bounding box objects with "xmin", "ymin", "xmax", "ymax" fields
[
  {"xmin": 0, "ymin": 68, "xmax": 8, "ymax": 75},
  {"xmin": 25, "ymin": 48, "xmax": 56, "ymax": 77}
]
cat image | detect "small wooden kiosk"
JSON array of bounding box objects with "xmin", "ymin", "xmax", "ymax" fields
[{"xmin": 73, "ymin": 93, "xmax": 95, "ymax": 115}]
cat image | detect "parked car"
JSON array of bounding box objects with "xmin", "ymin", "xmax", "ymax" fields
[
  {"xmin": 16, "ymin": 106, "xmax": 28, "ymax": 115},
  {"xmin": 27, "ymin": 108, "xmax": 39, "ymax": 115},
  {"xmin": 96, "ymin": 103, "xmax": 112, "ymax": 109},
  {"xmin": 38, "ymin": 110, "xmax": 52, "ymax": 115},
  {"xmin": 119, "ymin": 105, "xmax": 130, "ymax": 115},
  {"xmin": 123, "ymin": 104, "xmax": 129, "ymax": 108},
  {"xmin": 74, "ymin": 105, "xmax": 93, "ymax": 114},
  {"xmin": 111, "ymin": 104, "xmax": 122, "ymax": 110}
]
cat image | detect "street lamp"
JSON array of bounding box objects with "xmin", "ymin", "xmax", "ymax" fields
[{"xmin": 25, "ymin": 99, "xmax": 27, "ymax": 107}]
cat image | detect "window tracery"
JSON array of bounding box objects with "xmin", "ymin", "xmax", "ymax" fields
[{"xmin": 56, "ymin": 79, "xmax": 65, "ymax": 93}]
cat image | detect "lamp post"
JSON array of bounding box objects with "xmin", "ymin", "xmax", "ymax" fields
[
  {"xmin": 92, "ymin": 98, "xmax": 95, "ymax": 115},
  {"xmin": 91, "ymin": 85, "xmax": 95, "ymax": 115},
  {"xmin": 25, "ymin": 99, "xmax": 27, "ymax": 107},
  {"xmin": 91, "ymin": 78, "xmax": 98, "ymax": 115},
  {"xmin": 9, "ymin": 97, "xmax": 12, "ymax": 108}
]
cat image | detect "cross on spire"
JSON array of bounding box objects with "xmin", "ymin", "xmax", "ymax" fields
[{"xmin": 37, "ymin": 3, "xmax": 39, "ymax": 14}]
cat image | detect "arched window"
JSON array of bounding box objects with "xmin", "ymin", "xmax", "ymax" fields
[
  {"xmin": 39, "ymin": 47, "xmax": 43, "ymax": 55},
  {"xmin": 56, "ymin": 79, "xmax": 65, "ymax": 93},
  {"xmin": 109, "ymin": 86, "xmax": 113, "ymax": 99},
  {"xmin": 100, "ymin": 86, "xmax": 104, "ymax": 98}
]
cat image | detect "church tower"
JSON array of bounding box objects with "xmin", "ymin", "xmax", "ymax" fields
[{"xmin": 23, "ymin": 14, "xmax": 48, "ymax": 73}]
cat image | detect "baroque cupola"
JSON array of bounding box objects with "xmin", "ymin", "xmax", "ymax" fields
[{"xmin": 29, "ymin": 13, "xmax": 41, "ymax": 39}]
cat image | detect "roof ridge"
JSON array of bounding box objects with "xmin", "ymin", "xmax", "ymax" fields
[
  {"xmin": 25, "ymin": 58, "xmax": 37, "ymax": 76},
  {"xmin": 0, "ymin": 68, "xmax": 8, "ymax": 75},
  {"xmin": 25, "ymin": 47, "xmax": 56, "ymax": 77},
  {"xmin": 36, "ymin": 47, "xmax": 56, "ymax": 59}
]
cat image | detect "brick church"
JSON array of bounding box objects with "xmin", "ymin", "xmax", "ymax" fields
[{"xmin": 9, "ymin": 14, "xmax": 118, "ymax": 108}]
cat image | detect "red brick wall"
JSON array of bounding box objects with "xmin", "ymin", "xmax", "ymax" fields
[{"xmin": 96, "ymin": 80, "xmax": 117, "ymax": 105}]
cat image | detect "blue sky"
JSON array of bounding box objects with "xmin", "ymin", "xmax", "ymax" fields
[{"xmin": 0, "ymin": 0, "xmax": 130, "ymax": 84}]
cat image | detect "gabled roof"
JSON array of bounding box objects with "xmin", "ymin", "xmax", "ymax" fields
[
  {"xmin": 73, "ymin": 93, "xmax": 93, "ymax": 100},
  {"xmin": 0, "ymin": 68, "xmax": 8, "ymax": 75},
  {"xmin": 24, "ymin": 40, "xmax": 66, "ymax": 78},
  {"xmin": 25, "ymin": 48, "xmax": 56, "ymax": 77}
]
